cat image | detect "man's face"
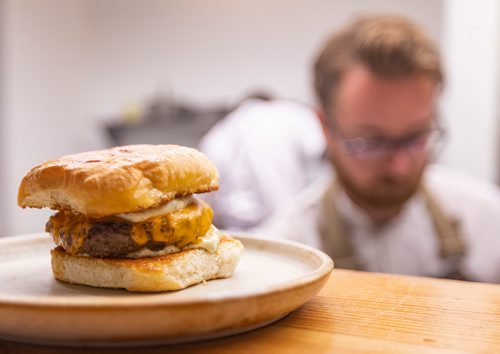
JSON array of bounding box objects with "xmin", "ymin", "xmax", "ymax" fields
[{"xmin": 322, "ymin": 64, "xmax": 438, "ymax": 209}]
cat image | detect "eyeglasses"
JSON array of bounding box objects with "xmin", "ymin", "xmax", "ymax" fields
[{"xmin": 329, "ymin": 125, "xmax": 446, "ymax": 161}]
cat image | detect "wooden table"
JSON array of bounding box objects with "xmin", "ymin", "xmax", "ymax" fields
[{"xmin": 2, "ymin": 269, "xmax": 500, "ymax": 353}]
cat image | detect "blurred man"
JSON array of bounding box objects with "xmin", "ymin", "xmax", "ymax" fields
[{"xmin": 263, "ymin": 15, "xmax": 500, "ymax": 282}]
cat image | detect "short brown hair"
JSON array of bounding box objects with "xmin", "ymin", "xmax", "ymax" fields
[{"xmin": 313, "ymin": 15, "xmax": 443, "ymax": 114}]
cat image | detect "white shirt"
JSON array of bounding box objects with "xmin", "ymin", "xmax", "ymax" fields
[
  {"xmin": 199, "ymin": 99, "xmax": 326, "ymax": 230},
  {"xmin": 259, "ymin": 165, "xmax": 500, "ymax": 283}
]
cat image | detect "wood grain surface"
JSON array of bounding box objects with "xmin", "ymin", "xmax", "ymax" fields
[{"xmin": 2, "ymin": 269, "xmax": 500, "ymax": 353}]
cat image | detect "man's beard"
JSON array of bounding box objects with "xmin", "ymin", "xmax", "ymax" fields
[{"xmin": 331, "ymin": 155, "xmax": 425, "ymax": 210}]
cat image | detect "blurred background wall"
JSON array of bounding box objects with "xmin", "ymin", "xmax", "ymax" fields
[{"xmin": 0, "ymin": 0, "xmax": 498, "ymax": 236}]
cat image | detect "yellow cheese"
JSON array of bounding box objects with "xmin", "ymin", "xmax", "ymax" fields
[
  {"xmin": 130, "ymin": 198, "xmax": 213, "ymax": 247},
  {"xmin": 126, "ymin": 226, "xmax": 221, "ymax": 258}
]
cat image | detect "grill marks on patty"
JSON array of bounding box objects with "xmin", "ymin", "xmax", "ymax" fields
[{"xmin": 45, "ymin": 198, "xmax": 213, "ymax": 258}]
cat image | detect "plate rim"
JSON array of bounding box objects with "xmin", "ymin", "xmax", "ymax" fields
[{"xmin": 0, "ymin": 233, "xmax": 334, "ymax": 308}]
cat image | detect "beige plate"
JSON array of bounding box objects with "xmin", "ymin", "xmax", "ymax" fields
[{"xmin": 0, "ymin": 233, "xmax": 333, "ymax": 347}]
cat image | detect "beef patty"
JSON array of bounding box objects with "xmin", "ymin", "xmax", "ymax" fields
[{"xmin": 45, "ymin": 199, "xmax": 213, "ymax": 258}]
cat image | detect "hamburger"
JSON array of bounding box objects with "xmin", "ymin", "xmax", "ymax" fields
[{"xmin": 17, "ymin": 144, "xmax": 243, "ymax": 292}]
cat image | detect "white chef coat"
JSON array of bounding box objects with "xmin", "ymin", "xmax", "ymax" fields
[
  {"xmin": 259, "ymin": 165, "xmax": 500, "ymax": 283},
  {"xmin": 199, "ymin": 99, "xmax": 326, "ymax": 230}
]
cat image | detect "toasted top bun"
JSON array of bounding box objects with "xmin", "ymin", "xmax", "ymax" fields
[{"xmin": 18, "ymin": 144, "xmax": 219, "ymax": 217}]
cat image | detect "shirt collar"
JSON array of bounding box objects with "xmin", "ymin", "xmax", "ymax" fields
[{"xmin": 331, "ymin": 183, "xmax": 419, "ymax": 233}]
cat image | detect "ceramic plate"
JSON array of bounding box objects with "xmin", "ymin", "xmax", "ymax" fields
[{"xmin": 0, "ymin": 233, "xmax": 333, "ymax": 347}]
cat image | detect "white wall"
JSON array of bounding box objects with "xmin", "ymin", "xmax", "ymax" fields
[
  {"xmin": 90, "ymin": 0, "xmax": 443, "ymax": 117},
  {"xmin": 0, "ymin": 0, "xmax": 105, "ymax": 236},
  {"xmin": 0, "ymin": 0, "xmax": 4, "ymax": 236},
  {"xmin": 440, "ymin": 0, "xmax": 500, "ymax": 183}
]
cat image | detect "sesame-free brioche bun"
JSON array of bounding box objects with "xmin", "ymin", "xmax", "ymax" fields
[
  {"xmin": 18, "ymin": 144, "xmax": 219, "ymax": 218},
  {"xmin": 51, "ymin": 235, "xmax": 243, "ymax": 292}
]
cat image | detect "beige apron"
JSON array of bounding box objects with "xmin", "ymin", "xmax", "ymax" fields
[{"xmin": 318, "ymin": 181, "xmax": 466, "ymax": 279}]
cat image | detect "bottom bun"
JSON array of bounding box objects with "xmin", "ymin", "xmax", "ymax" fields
[{"xmin": 51, "ymin": 235, "xmax": 244, "ymax": 292}]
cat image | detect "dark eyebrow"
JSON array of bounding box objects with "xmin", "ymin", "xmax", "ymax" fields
[
  {"xmin": 350, "ymin": 116, "xmax": 436, "ymax": 137},
  {"xmin": 352, "ymin": 125, "xmax": 387, "ymax": 136}
]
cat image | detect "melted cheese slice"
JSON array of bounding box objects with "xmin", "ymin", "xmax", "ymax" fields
[
  {"xmin": 185, "ymin": 225, "xmax": 221, "ymax": 253},
  {"xmin": 125, "ymin": 225, "xmax": 221, "ymax": 258},
  {"xmin": 117, "ymin": 196, "xmax": 194, "ymax": 223}
]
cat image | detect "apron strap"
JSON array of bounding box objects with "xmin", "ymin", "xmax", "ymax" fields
[
  {"xmin": 420, "ymin": 185, "xmax": 467, "ymax": 279},
  {"xmin": 318, "ymin": 180, "xmax": 361, "ymax": 270},
  {"xmin": 318, "ymin": 179, "xmax": 467, "ymax": 278}
]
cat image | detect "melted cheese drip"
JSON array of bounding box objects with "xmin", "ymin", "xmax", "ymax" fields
[
  {"xmin": 185, "ymin": 225, "xmax": 221, "ymax": 253},
  {"xmin": 46, "ymin": 211, "xmax": 92, "ymax": 254},
  {"xmin": 117, "ymin": 196, "xmax": 194, "ymax": 223},
  {"xmin": 129, "ymin": 198, "xmax": 212, "ymax": 247},
  {"xmin": 125, "ymin": 225, "xmax": 221, "ymax": 258}
]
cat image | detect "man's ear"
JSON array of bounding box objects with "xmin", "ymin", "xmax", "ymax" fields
[{"xmin": 315, "ymin": 108, "xmax": 331, "ymax": 137}]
